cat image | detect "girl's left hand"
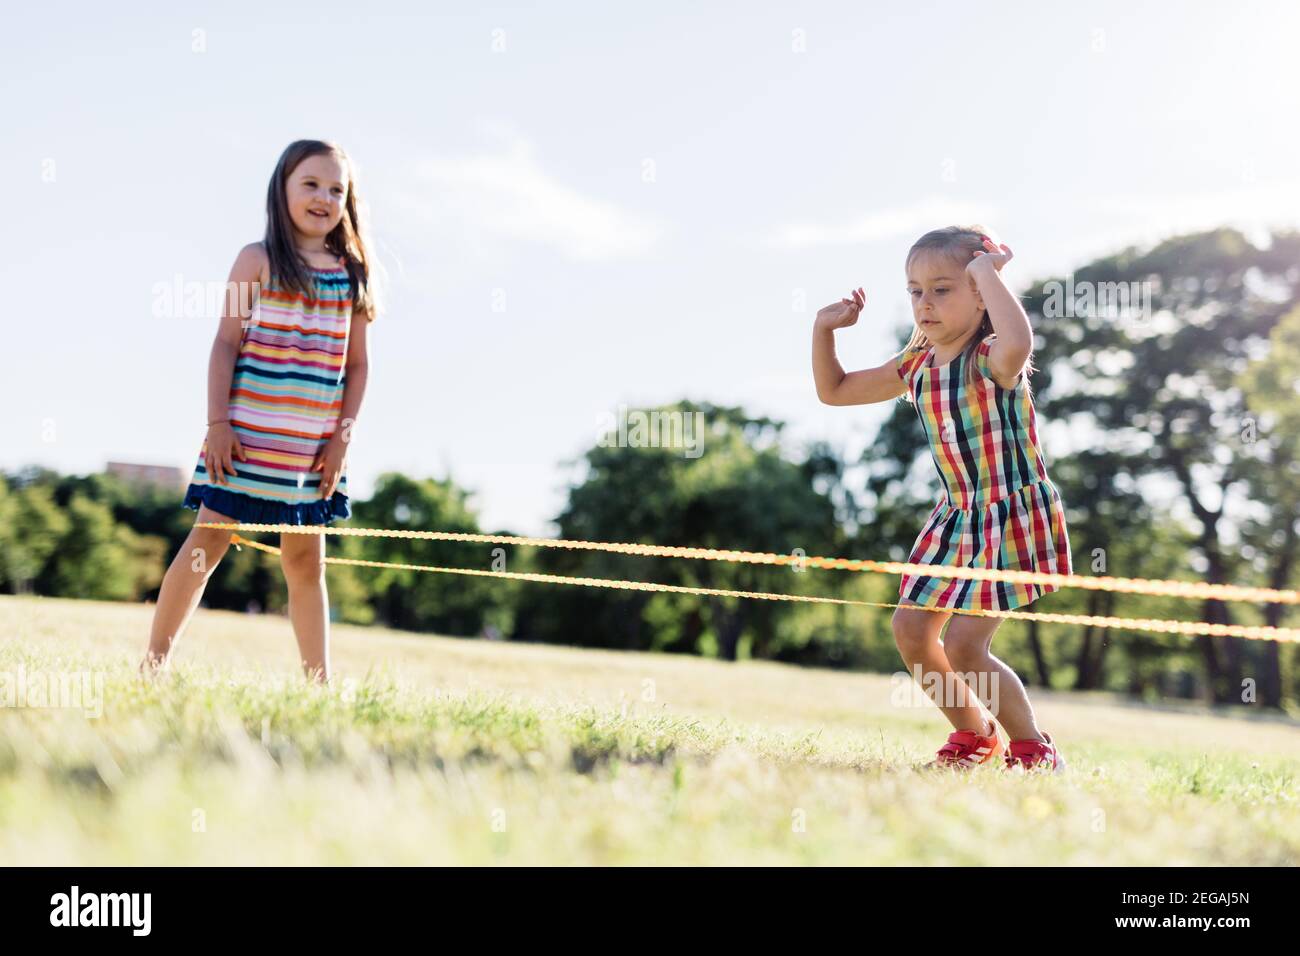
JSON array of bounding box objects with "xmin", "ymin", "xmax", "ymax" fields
[
  {"xmin": 968, "ymin": 236, "xmax": 1013, "ymax": 273},
  {"xmin": 311, "ymin": 435, "xmax": 348, "ymax": 499}
]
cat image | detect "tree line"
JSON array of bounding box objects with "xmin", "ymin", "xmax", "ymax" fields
[{"xmin": 3, "ymin": 228, "xmax": 1297, "ymax": 710}]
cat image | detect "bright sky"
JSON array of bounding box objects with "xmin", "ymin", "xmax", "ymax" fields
[{"xmin": 4, "ymin": 1, "xmax": 1299, "ymax": 535}]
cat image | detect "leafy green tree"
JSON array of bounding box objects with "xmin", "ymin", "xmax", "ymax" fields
[
  {"xmin": 0, "ymin": 480, "xmax": 69, "ymax": 594},
  {"xmin": 40, "ymin": 493, "xmax": 140, "ymax": 600},
  {"xmin": 520, "ymin": 401, "xmax": 848, "ymax": 661},
  {"xmin": 1021, "ymin": 228, "xmax": 1300, "ymax": 704},
  {"xmin": 1237, "ymin": 304, "xmax": 1300, "ymax": 709},
  {"xmin": 344, "ymin": 472, "xmax": 502, "ymax": 636}
]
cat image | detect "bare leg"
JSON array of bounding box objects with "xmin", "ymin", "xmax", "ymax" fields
[
  {"xmin": 280, "ymin": 529, "xmax": 330, "ymax": 683},
  {"xmin": 892, "ymin": 604, "xmax": 991, "ymax": 734},
  {"xmin": 141, "ymin": 505, "xmax": 236, "ymax": 673},
  {"xmin": 942, "ymin": 614, "xmax": 1046, "ymax": 742}
]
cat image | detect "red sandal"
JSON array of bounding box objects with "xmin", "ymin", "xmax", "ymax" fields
[
  {"xmin": 1003, "ymin": 732, "xmax": 1067, "ymax": 773},
  {"xmin": 922, "ymin": 721, "xmax": 1003, "ymax": 770}
]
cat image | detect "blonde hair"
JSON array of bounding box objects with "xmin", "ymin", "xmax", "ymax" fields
[{"xmin": 902, "ymin": 225, "xmax": 1033, "ymax": 395}]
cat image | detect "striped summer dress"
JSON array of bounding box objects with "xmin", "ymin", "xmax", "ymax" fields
[
  {"xmin": 183, "ymin": 255, "xmax": 353, "ymax": 525},
  {"xmin": 893, "ymin": 334, "xmax": 1072, "ymax": 611}
]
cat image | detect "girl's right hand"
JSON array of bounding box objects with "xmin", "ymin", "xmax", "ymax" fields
[
  {"xmin": 815, "ymin": 288, "xmax": 865, "ymax": 330},
  {"xmin": 204, "ymin": 422, "xmax": 246, "ymax": 485}
]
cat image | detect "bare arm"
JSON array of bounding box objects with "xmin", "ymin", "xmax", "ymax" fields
[
  {"xmin": 335, "ymin": 308, "xmax": 371, "ymax": 441},
  {"xmin": 205, "ymin": 343, "xmax": 239, "ymax": 424},
  {"xmin": 812, "ymin": 289, "xmax": 907, "ymax": 406},
  {"xmin": 206, "ymin": 243, "xmax": 266, "ymax": 422},
  {"xmin": 311, "ymin": 306, "xmax": 372, "ymax": 498},
  {"xmin": 969, "ymin": 241, "xmax": 1032, "ymax": 389},
  {"xmin": 200, "ymin": 243, "xmax": 266, "ymax": 484}
]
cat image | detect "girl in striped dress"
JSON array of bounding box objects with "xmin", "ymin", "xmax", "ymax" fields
[
  {"xmin": 142, "ymin": 140, "xmax": 380, "ymax": 683},
  {"xmin": 812, "ymin": 226, "xmax": 1071, "ymax": 772}
]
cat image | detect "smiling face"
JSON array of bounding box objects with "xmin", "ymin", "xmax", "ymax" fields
[
  {"xmin": 906, "ymin": 249, "xmax": 985, "ymax": 347},
  {"xmin": 285, "ymin": 152, "xmax": 349, "ymax": 245}
]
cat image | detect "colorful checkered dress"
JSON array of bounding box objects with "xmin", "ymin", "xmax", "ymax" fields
[
  {"xmin": 183, "ymin": 255, "xmax": 354, "ymax": 525},
  {"xmin": 894, "ymin": 334, "xmax": 1072, "ymax": 610}
]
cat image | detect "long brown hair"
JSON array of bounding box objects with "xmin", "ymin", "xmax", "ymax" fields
[
  {"xmin": 902, "ymin": 225, "xmax": 1032, "ymax": 395},
  {"xmin": 263, "ymin": 139, "xmax": 382, "ymax": 322}
]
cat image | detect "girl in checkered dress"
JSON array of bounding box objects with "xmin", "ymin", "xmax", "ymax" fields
[{"xmin": 811, "ymin": 226, "xmax": 1071, "ymax": 772}]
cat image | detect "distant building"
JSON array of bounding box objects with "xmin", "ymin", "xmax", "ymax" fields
[{"xmin": 105, "ymin": 461, "xmax": 188, "ymax": 491}]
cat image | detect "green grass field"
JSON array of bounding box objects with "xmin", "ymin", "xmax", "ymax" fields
[{"xmin": 1, "ymin": 594, "xmax": 1297, "ymax": 865}]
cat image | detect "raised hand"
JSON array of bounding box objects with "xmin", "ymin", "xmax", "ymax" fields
[
  {"xmin": 968, "ymin": 236, "xmax": 1013, "ymax": 274},
  {"xmin": 815, "ymin": 287, "xmax": 866, "ymax": 331}
]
